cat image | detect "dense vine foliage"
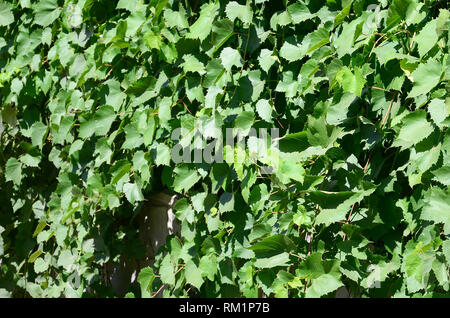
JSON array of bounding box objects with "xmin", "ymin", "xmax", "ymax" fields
[{"xmin": 0, "ymin": 0, "xmax": 449, "ymax": 298}]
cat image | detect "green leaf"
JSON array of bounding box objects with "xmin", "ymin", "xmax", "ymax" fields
[
  {"xmin": 336, "ymin": 66, "xmax": 366, "ymax": 97},
  {"xmin": 405, "ymin": 252, "xmax": 423, "ymax": 282},
  {"xmin": 152, "ymin": 143, "xmax": 171, "ymax": 166},
  {"xmin": 31, "ymin": 122, "xmax": 48, "ymax": 149},
  {"xmin": 173, "ymin": 165, "xmax": 201, "ymax": 193},
  {"xmin": 159, "ymin": 255, "xmax": 175, "ymax": 285},
  {"xmin": 306, "ymin": 116, "xmax": 341, "ymax": 148},
  {"xmin": 254, "ymin": 252, "xmax": 291, "ymax": 269},
  {"xmin": 220, "ymin": 47, "xmax": 242, "ymax": 71},
  {"xmin": 442, "ymin": 240, "xmax": 450, "ymax": 264},
  {"xmin": 0, "ymin": 2, "xmax": 14, "ymax": 26},
  {"xmin": 428, "ymin": 99, "xmax": 448, "ymax": 126},
  {"xmin": 185, "ymin": 260, "xmax": 204, "ymax": 290},
  {"xmin": 33, "ymin": 0, "xmax": 61, "ymax": 27},
  {"xmin": 306, "ymin": 274, "xmax": 344, "ymax": 298},
  {"xmin": 234, "ymin": 111, "xmax": 254, "ymax": 131},
  {"xmin": 187, "ymin": 2, "xmax": 219, "ymax": 42},
  {"xmin": 334, "ymin": 0, "xmax": 353, "ymax": 27},
  {"xmin": 164, "ymin": 8, "xmax": 189, "ymax": 29},
  {"xmin": 19, "ymin": 154, "xmax": 41, "ymax": 167},
  {"xmin": 199, "ymin": 254, "xmax": 218, "ymax": 281},
  {"xmin": 144, "ymin": 30, "xmax": 162, "ymax": 50},
  {"xmin": 258, "ymin": 49, "xmax": 276, "ymax": 73},
  {"xmin": 279, "ymin": 41, "xmax": 304, "ymax": 62},
  {"xmin": 158, "ymin": 97, "xmax": 172, "ymax": 122},
  {"xmin": 34, "ymin": 258, "xmax": 49, "ymax": 273},
  {"xmin": 432, "ymin": 166, "xmax": 450, "ymax": 186},
  {"xmin": 314, "ymin": 184, "xmax": 376, "ymax": 225},
  {"xmin": 219, "ymin": 192, "xmax": 234, "ymax": 213},
  {"xmin": 392, "ymin": 110, "xmax": 434, "ymax": 149},
  {"xmin": 277, "ymin": 160, "xmax": 305, "ymax": 183},
  {"xmin": 123, "ymin": 183, "xmax": 144, "ymax": 204},
  {"xmin": 415, "ymin": 19, "xmax": 438, "ymax": 57},
  {"xmin": 225, "ymin": 1, "xmax": 252, "ymax": 25},
  {"xmin": 5, "ymin": 158, "xmax": 22, "ymax": 185},
  {"xmin": 137, "ymin": 267, "xmax": 155, "ymax": 298},
  {"xmin": 256, "ymin": 99, "xmax": 272, "ymax": 122},
  {"xmin": 421, "ymin": 187, "xmax": 450, "ymax": 234},
  {"xmin": 94, "ymin": 106, "xmax": 116, "ymax": 136},
  {"xmin": 28, "ymin": 250, "xmax": 43, "ymax": 263},
  {"xmin": 307, "ymin": 27, "xmax": 329, "ymax": 53},
  {"xmin": 182, "ymin": 54, "xmax": 206, "ymax": 75},
  {"xmin": 287, "ymin": 3, "xmax": 314, "ymax": 24},
  {"xmin": 57, "ymin": 250, "xmax": 76, "ymax": 270},
  {"xmin": 250, "ymin": 234, "xmax": 295, "ymax": 257}
]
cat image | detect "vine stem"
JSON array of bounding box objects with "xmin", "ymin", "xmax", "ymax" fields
[
  {"xmin": 303, "ymin": 167, "xmax": 329, "ymax": 294},
  {"xmin": 342, "ymin": 92, "xmax": 398, "ymax": 240}
]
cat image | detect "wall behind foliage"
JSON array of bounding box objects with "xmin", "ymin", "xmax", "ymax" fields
[{"xmin": 0, "ymin": 0, "xmax": 449, "ymax": 298}]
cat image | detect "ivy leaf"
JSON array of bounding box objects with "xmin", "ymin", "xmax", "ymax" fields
[
  {"xmin": 220, "ymin": 47, "xmax": 242, "ymax": 71},
  {"xmin": 254, "ymin": 252, "xmax": 291, "ymax": 269},
  {"xmin": 182, "ymin": 54, "xmax": 206, "ymax": 75},
  {"xmin": 287, "ymin": 3, "xmax": 314, "ymax": 24},
  {"xmin": 5, "ymin": 158, "xmax": 22, "ymax": 185},
  {"xmin": 256, "ymin": 99, "xmax": 272, "ymax": 122},
  {"xmin": 164, "ymin": 8, "xmax": 189, "ymax": 29},
  {"xmin": 57, "ymin": 250, "xmax": 76, "ymax": 270},
  {"xmin": 277, "ymin": 160, "xmax": 305, "ymax": 183},
  {"xmin": 428, "ymin": 99, "xmax": 448, "ymax": 126},
  {"xmin": 306, "ymin": 274, "xmax": 344, "ymax": 298},
  {"xmin": 405, "ymin": 252, "xmax": 423, "ymax": 282},
  {"xmin": 408, "ymin": 59, "xmax": 443, "ymax": 98},
  {"xmin": 185, "ymin": 260, "xmax": 204, "ymax": 290},
  {"xmin": 415, "ymin": 19, "xmax": 438, "ymax": 57},
  {"xmin": 279, "ymin": 41, "xmax": 304, "ymax": 62},
  {"xmin": 307, "ymin": 27, "xmax": 329, "ymax": 53},
  {"xmin": 0, "ymin": 2, "xmax": 14, "ymax": 26},
  {"xmin": 123, "ymin": 183, "xmax": 144, "ymax": 204},
  {"xmin": 392, "ymin": 110, "xmax": 434, "ymax": 149},
  {"xmin": 34, "ymin": 258, "xmax": 49, "ymax": 273},
  {"xmin": 187, "ymin": 2, "xmax": 219, "ymax": 42},
  {"xmin": 33, "ymin": 0, "xmax": 61, "ymax": 27},
  {"xmin": 173, "ymin": 165, "xmax": 201, "ymax": 193},
  {"xmin": 421, "ymin": 187, "xmax": 450, "ymax": 235},
  {"xmin": 336, "ymin": 66, "xmax": 366, "ymax": 97},
  {"xmin": 159, "ymin": 255, "xmax": 175, "ymax": 285},
  {"xmin": 225, "ymin": 1, "xmax": 252, "ymax": 25},
  {"xmin": 137, "ymin": 267, "xmax": 155, "ymax": 298},
  {"xmin": 258, "ymin": 49, "xmax": 276, "ymax": 73},
  {"xmin": 234, "ymin": 111, "xmax": 254, "ymax": 131},
  {"xmin": 31, "ymin": 122, "xmax": 48, "ymax": 149}
]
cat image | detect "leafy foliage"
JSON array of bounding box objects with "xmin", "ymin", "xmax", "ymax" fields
[{"xmin": 0, "ymin": 0, "xmax": 449, "ymax": 298}]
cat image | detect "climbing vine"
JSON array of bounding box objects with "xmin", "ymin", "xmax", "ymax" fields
[{"xmin": 0, "ymin": 0, "xmax": 449, "ymax": 298}]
